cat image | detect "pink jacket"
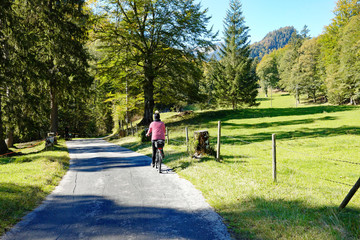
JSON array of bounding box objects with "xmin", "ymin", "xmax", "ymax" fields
[{"xmin": 147, "ymin": 121, "xmax": 166, "ymax": 140}]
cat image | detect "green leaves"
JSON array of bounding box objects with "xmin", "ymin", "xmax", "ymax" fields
[
  {"xmin": 256, "ymin": 51, "xmax": 280, "ymax": 97},
  {"xmin": 208, "ymin": 0, "xmax": 258, "ymax": 109},
  {"xmin": 0, "ymin": 0, "xmax": 95, "ymax": 148},
  {"xmin": 93, "ymin": 0, "xmax": 216, "ymax": 124}
]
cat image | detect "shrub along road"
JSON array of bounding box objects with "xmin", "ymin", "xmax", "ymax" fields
[{"xmin": 2, "ymin": 139, "xmax": 231, "ymax": 240}]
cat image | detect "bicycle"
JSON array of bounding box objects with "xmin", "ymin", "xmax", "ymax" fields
[{"xmin": 154, "ymin": 140, "xmax": 165, "ymax": 173}]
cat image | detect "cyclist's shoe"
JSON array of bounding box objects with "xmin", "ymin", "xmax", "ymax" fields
[{"xmin": 151, "ymin": 161, "xmax": 155, "ymax": 168}]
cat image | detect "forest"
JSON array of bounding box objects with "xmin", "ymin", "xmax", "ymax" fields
[
  {"xmin": 0, "ymin": 0, "xmax": 359, "ymax": 154},
  {"xmin": 249, "ymin": 26, "xmax": 296, "ymax": 60},
  {"xmin": 257, "ymin": 1, "xmax": 360, "ymax": 105}
]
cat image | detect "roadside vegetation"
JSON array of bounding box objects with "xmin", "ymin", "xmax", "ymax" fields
[
  {"xmin": 0, "ymin": 140, "xmax": 70, "ymax": 235},
  {"xmin": 109, "ymin": 91, "xmax": 360, "ymax": 240}
]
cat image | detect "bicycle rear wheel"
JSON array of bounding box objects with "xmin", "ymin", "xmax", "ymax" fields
[
  {"xmin": 155, "ymin": 151, "xmax": 159, "ymax": 169},
  {"xmin": 158, "ymin": 151, "xmax": 162, "ymax": 173}
]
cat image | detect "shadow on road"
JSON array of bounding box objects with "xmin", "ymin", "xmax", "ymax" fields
[{"xmin": 5, "ymin": 194, "xmax": 229, "ymax": 240}]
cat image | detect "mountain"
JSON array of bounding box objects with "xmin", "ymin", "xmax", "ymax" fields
[{"xmin": 250, "ymin": 26, "xmax": 296, "ymax": 60}]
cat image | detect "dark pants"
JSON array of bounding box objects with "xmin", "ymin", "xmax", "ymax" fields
[{"xmin": 151, "ymin": 141, "xmax": 157, "ymax": 165}]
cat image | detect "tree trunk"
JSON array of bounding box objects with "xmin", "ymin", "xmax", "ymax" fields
[
  {"xmin": 0, "ymin": 96, "xmax": 9, "ymax": 154},
  {"xmin": 6, "ymin": 128, "xmax": 14, "ymax": 148},
  {"xmin": 139, "ymin": 64, "xmax": 155, "ymax": 126},
  {"xmin": 126, "ymin": 79, "xmax": 129, "ymax": 124},
  {"xmin": 50, "ymin": 85, "xmax": 58, "ymax": 133}
]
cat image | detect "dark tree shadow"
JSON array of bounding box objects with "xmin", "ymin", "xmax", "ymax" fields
[
  {"xmin": 1, "ymin": 143, "xmax": 69, "ymax": 166},
  {"xmin": 223, "ymin": 116, "xmax": 337, "ymax": 129},
  {"xmin": 3, "ymin": 194, "xmax": 231, "ymax": 240},
  {"xmin": 166, "ymin": 105, "xmax": 357, "ymax": 128},
  {"xmin": 0, "ymin": 183, "xmax": 47, "ymax": 235},
  {"xmin": 219, "ymin": 126, "xmax": 360, "ymax": 145}
]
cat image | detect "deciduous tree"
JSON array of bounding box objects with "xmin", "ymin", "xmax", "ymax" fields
[{"xmin": 95, "ymin": 0, "xmax": 216, "ymax": 125}]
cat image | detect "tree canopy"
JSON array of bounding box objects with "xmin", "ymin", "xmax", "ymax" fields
[
  {"xmin": 94, "ymin": 0, "xmax": 216, "ymax": 125},
  {"xmin": 206, "ymin": 0, "xmax": 258, "ymax": 109}
]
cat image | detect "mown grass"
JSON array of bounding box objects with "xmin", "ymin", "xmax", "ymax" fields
[
  {"xmin": 0, "ymin": 139, "xmax": 69, "ymax": 236},
  {"xmin": 110, "ymin": 91, "xmax": 360, "ymax": 240}
]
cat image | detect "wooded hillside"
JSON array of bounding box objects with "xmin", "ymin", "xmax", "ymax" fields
[{"xmin": 250, "ymin": 26, "xmax": 296, "ymax": 60}]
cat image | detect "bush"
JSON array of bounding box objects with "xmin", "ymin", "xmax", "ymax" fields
[{"xmin": 138, "ymin": 128, "xmax": 151, "ymax": 143}]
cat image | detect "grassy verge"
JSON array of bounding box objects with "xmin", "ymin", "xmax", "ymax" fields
[
  {"xmin": 0, "ymin": 139, "xmax": 70, "ymax": 236},
  {"xmin": 109, "ymin": 92, "xmax": 360, "ymax": 240}
]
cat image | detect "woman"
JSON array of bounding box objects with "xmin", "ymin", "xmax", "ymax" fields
[{"xmin": 146, "ymin": 111, "xmax": 166, "ymax": 167}]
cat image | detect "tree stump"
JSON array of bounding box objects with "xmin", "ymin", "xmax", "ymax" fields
[
  {"xmin": 48, "ymin": 132, "xmax": 57, "ymax": 144},
  {"xmin": 194, "ymin": 130, "xmax": 210, "ymax": 158}
]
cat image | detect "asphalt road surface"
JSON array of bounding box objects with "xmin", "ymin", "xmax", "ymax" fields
[{"xmin": 2, "ymin": 139, "xmax": 232, "ymax": 240}]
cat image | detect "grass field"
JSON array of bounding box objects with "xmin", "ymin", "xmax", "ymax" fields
[
  {"xmin": 110, "ymin": 92, "xmax": 360, "ymax": 240},
  {"xmin": 0, "ymin": 140, "xmax": 70, "ymax": 236}
]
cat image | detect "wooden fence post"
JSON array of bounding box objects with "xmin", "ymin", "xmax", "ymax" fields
[
  {"xmin": 185, "ymin": 127, "xmax": 189, "ymax": 152},
  {"xmin": 272, "ymin": 133, "xmax": 277, "ymax": 182},
  {"xmin": 136, "ymin": 124, "xmax": 138, "ymax": 133},
  {"xmin": 131, "ymin": 122, "xmax": 134, "ymax": 136},
  {"xmin": 217, "ymin": 121, "xmax": 221, "ymax": 160},
  {"xmin": 166, "ymin": 127, "xmax": 169, "ymax": 144},
  {"xmin": 339, "ymin": 177, "xmax": 360, "ymax": 210}
]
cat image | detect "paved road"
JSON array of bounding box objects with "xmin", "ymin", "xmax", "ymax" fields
[{"xmin": 3, "ymin": 139, "xmax": 231, "ymax": 240}]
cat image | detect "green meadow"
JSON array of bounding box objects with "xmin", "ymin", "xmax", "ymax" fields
[
  {"xmin": 0, "ymin": 140, "xmax": 70, "ymax": 235},
  {"xmin": 111, "ymin": 91, "xmax": 360, "ymax": 240}
]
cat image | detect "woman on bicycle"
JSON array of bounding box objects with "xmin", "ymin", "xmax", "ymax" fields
[{"xmin": 146, "ymin": 111, "xmax": 166, "ymax": 167}]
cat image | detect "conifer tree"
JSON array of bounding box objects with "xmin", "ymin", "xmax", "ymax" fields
[
  {"xmin": 32, "ymin": 0, "xmax": 92, "ymax": 133},
  {"xmin": 215, "ymin": 0, "xmax": 258, "ymax": 109},
  {"xmin": 0, "ymin": 0, "xmax": 14, "ymax": 153}
]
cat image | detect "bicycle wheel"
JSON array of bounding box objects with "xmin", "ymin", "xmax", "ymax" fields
[
  {"xmin": 155, "ymin": 151, "xmax": 159, "ymax": 169},
  {"xmin": 158, "ymin": 151, "xmax": 162, "ymax": 173}
]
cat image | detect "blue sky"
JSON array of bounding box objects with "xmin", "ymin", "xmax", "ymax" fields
[{"xmin": 199, "ymin": 0, "xmax": 337, "ymax": 43}]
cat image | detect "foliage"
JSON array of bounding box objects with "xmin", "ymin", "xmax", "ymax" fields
[
  {"xmin": 317, "ymin": 0, "xmax": 360, "ymax": 104},
  {"xmin": 0, "ymin": 0, "xmax": 106, "ymax": 151},
  {"xmin": 257, "ymin": 0, "xmax": 360, "ymax": 105},
  {"xmin": 138, "ymin": 128, "xmax": 150, "ymax": 143},
  {"xmin": 256, "ymin": 50, "xmax": 280, "ymax": 96},
  {"xmin": 30, "ymin": 0, "xmax": 93, "ymax": 133},
  {"xmin": 208, "ymin": 0, "xmax": 258, "ymax": 109},
  {"xmin": 93, "ymin": 0, "xmax": 216, "ymax": 125},
  {"xmin": 337, "ymin": 15, "xmax": 360, "ymax": 104},
  {"xmin": 292, "ymin": 38, "xmax": 324, "ymax": 102}
]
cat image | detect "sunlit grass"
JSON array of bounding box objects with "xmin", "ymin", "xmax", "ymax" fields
[
  {"xmin": 0, "ymin": 139, "xmax": 70, "ymax": 235},
  {"xmin": 110, "ymin": 92, "xmax": 360, "ymax": 239}
]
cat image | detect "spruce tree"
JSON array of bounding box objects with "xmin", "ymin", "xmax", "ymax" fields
[
  {"xmin": 215, "ymin": 0, "xmax": 258, "ymax": 109},
  {"xmin": 0, "ymin": 0, "xmax": 18, "ymax": 153}
]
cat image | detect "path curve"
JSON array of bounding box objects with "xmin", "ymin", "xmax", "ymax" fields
[{"xmin": 2, "ymin": 139, "xmax": 232, "ymax": 240}]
